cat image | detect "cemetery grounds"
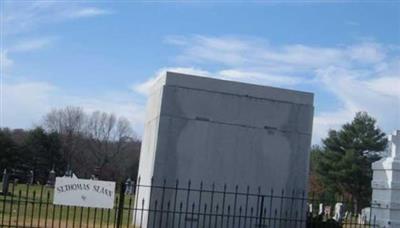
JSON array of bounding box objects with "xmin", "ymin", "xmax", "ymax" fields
[{"xmin": 0, "ymin": 183, "xmax": 135, "ymax": 227}]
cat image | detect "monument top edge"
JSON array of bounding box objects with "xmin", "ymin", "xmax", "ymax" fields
[{"xmin": 154, "ymin": 71, "xmax": 314, "ymax": 106}]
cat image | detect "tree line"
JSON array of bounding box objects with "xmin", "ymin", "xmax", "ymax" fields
[
  {"xmin": 0, "ymin": 106, "xmax": 141, "ymax": 184},
  {"xmin": 0, "ymin": 107, "xmax": 389, "ymax": 212}
]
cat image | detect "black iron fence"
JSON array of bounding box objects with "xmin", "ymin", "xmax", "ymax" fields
[{"xmin": 1, "ymin": 179, "xmax": 376, "ymax": 227}]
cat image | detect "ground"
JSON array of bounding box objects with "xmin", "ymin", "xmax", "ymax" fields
[{"xmin": 0, "ymin": 183, "xmax": 135, "ymax": 227}]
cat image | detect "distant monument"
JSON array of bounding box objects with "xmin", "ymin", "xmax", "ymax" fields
[
  {"xmin": 27, "ymin": 170, "xmax": 34, "ymax": 185},
  {"xmin": 333, "ymin": 202, "xmax": 345, "ymax": 224},
  {"xmin": 46, "ymin": 169, "xmax": 56, "ymax": 187},
  {"xmin": 135, "ymin": 72, "xmax": 314, "ymax": 227},
  {"xmin": 371, "ymin": 130, "xmax": 400, "ymax": 227},
  {"xmin": 125, "ymin": 178, "xmax": 134, "ymax": 195},
  {"xmin": 1, "ymin": 169, "xmax": 9, "ymax": 195}
]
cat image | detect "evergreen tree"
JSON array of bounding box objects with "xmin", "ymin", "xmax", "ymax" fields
[
  {"xmin": 0, "ymin": 128, "xmax": 19, "ymax": 171},
  {"xmin": 315, "ymin": 112, "xmax": 387, "ymax": 211},
  {"xmin": 309, "ymin": 146, "xmax": 325, "ymax": 196},
  {"xmin": 23, "ymin": 127, "xmax": 66, "ymax": 183}
]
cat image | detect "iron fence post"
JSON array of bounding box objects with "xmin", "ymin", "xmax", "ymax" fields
[
  {"xmin": 258, "ymin": 195, "xmax": 265, "ymax": 227},
  {"xmin": 116, "ymin": 182, "xmax": 126, "ymax": 228}
]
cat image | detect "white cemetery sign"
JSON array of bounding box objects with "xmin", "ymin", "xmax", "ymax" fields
[{"xmin": 53, "ymin": 177, "xmax": 116, "ymax": 209}]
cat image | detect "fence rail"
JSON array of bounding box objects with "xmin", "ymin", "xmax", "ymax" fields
[{"xmin": 1, "ymin": 180, "xmax": 376, "ymax": 228}]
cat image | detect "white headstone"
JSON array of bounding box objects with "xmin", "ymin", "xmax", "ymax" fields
[
  {"xmin": 333, "ymin": 202, "xmax": 344, "ymax": 223},
  {"xmin": 359, "ymin": 207, "xmax": 370, "ymax": 225},
  {"xmin": 319, "ymin": 203, "xmax": 324, "ymax": 215},
  {"xmin": 371, "ymin": 130, "xmax": 400, "ymax": 227}
]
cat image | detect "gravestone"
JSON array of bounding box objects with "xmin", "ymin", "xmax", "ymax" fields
[
  {"xmin": 1, "ymin": 169, "xmax": 9, "ymax": 195},
  {"xmin": 125, "ymin": 178, "xmax": 134, "ymax": 195},
  {"xmin": 319, "ymin": 203, "xmax": 324, "ymax": 215},
  {"xmin": 359, "ymin": 207, "xmax": 370, "ymax": 225},
  {"xmin": 46, "ymin": 169, "xmax": 56, "ymax": 187},
  {"xmin": 325, "ymin": 206, "xmax": 332, "ymax": 217},
  {"xmin": 28, "ymin": 170, "xmax": 34, "ymax": 185},
  {"xmin": 135, "ymin": 72, "xmax": 314, "ymax": 227},
  {"xmin": 371, "ymin": 130, "xmax": 400, "ymax": 227},
  {"xmin": 333, "ymin": 202, "xmax": 345, "ymax": 224}
]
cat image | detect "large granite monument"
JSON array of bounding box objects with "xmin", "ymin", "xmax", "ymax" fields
[
  {"xmin": 371, "ymin": 130, "xmax": 400, "ymax": 227},
  {"xmin": 135, "ymin": 72, "xmax": 314, "ymax": 227}
]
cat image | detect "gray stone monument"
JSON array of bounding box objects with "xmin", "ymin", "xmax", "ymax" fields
[
  {"xmin": 135, "ymin": 72, "xmax": 314, "ymax": 227},
  {"xmin": 371, "ymin": 130, "xmax": 400, "ymax": 227}
]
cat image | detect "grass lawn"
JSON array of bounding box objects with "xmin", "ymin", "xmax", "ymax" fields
[{"xmin": 0, "ymin": 183, "xmax": 138, "ymax": 227}]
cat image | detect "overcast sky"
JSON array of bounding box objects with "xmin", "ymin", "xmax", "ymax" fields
[{"xmin": 1, "ymin": 1, "xmax": 399, "ymax": 144}]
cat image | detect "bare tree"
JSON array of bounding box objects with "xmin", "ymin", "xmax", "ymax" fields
[
  {"xmin": 85, "ymin": 111, "xmax": 136, "ymax": 179},
  {"xmin": 42, "ymin": 106, "xmax": 140, "ymax": 180},
  {"xmin": 43, "ymin": 106, "xmax": 87, "ymax": 174}
]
